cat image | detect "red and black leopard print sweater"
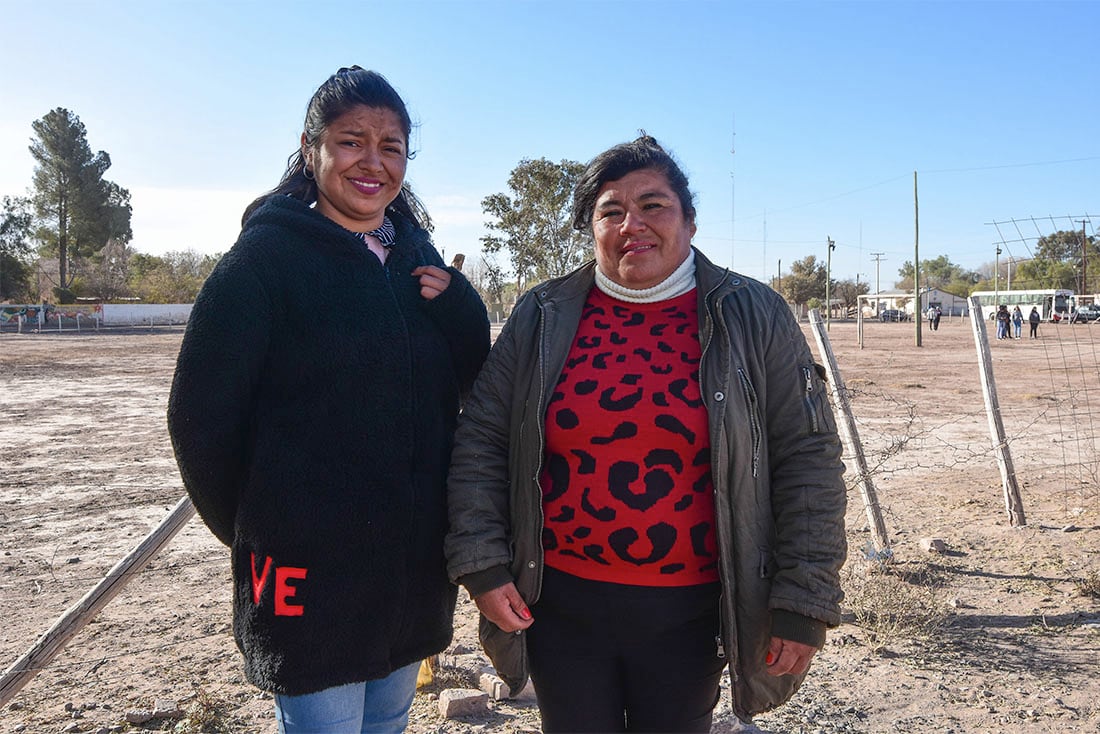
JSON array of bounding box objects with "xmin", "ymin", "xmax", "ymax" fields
[{"xmin": 540, "ymin": 287, "xmax": 719, "ymax": 587}]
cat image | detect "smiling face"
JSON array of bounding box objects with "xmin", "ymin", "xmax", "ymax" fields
[
  {"xmin": 591, "ymin": 168, "xmax": 697, "ymax": 290},
  {"xmin": 304, "ymin": 104, "xmax": 407, "ymax": 232}
]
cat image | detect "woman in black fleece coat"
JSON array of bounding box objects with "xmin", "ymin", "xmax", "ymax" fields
[{"xmin": 167, "ymin": 67, "xmax": 489, "ymax": 733}]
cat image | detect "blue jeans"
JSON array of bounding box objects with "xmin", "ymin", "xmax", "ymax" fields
[{"xmin": 274, "ymin": 661, "xmax": 420, "ymax": 734}]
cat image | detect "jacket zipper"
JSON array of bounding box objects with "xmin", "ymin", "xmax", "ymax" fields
[
  {"xmin": 701, "ymin": 285, "xmax": 736, "ymax": 680},
  {"xmin": 736, "ymin": 368, "xmax": 762, "ymax": 479},
  {"xmin": 802, "ymin": 365, "xmax": 820, "ymax": 433},
  {"xmin": 530, "ymin": 296, "xmax": 550, "ymax": 602}
]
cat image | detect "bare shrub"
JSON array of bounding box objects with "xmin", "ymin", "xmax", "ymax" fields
[
  {"xmin": 177, "ymin": 686, "xmax": 233, "ymax": 733},
  {"xmin": 1076, "ymin": 569, "xmax": 1100, "ymax": 599},
  {"xmin": 842, "ymin": 558, "xmax": 951, "ymax": 653}
]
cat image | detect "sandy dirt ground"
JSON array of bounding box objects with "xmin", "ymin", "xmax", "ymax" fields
[{"xmin": 1, "ymin": 316, "xmax": 1098, "ymax": 734}]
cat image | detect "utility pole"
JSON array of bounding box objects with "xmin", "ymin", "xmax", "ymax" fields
[
  {"xmin": 730, "ymin": 115, "xmax": 736, "ymax": 269},
  {"xmin": 761, "ymin": 209, "xmax": 767, "ymax": 283},
  {"xmin": 1080, "ymin": 220, "xmax": 1089, "ymax": 296},
  {"xmin": 914, "ymin": 171, "xmax": 921, "ymax": 347},
  {"xmin": 870, "ymin": 252, "xmax": 885, "ymax": 316},
  {"xmin": 730, "ymin": 172, "xmax": 735, "ymax": 270},
  {"xmin": 995, "ymin": 245, "xmax": 1001, "ymax": 297},
  {"xmin": 826, "ymin": 237, "xmax": 836, "ymax": 330},
  {"xmin": 854, "ymin": 272, "xmax": 862, "ymax": 323}
]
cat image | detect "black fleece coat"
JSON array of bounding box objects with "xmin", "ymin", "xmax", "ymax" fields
[{"xmin": 167, "ymin": 195, "xmax": 489, "ymax": 695}]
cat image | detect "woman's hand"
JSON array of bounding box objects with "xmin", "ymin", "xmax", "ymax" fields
[
  {"xmin": 412, "ymin": 265, "xmax": 451, "ymax": 300},
  {"xmin": 474, "ymin": 582, "xmax": 534, "ymax": 633},
  {"xmin": 765, "ymin": 636, "xmax": 818, "ymax": 676}
]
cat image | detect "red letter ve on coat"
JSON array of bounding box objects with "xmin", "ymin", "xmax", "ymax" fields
[{"xmin": 249, "ymin": 553, "xmax": 307, "ymax": 615}]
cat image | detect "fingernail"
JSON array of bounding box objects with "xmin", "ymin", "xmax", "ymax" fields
[
  {"xmin": 765, "ymin": 652, "xmax": 776, "ymax": 665},
  {"xmin": 520, "ymin": 608, "xmax": 532, "ymax": 620}
]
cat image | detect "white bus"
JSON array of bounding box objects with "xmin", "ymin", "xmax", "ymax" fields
[{"xmin": 970, "ymin": 289, "xmax": 1075, "ymax": 322}]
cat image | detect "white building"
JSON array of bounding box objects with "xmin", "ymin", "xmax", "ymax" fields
[{"xmin": 859, "ymin": 288, "xmax": 970, "ymax": 319}]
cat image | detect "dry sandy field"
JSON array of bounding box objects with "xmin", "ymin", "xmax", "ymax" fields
[{"xmin": 1, "ymin": 316, "xmax": 1098, "ymax": 734}]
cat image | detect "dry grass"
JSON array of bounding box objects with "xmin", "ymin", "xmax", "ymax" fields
[
  {"xmin": 842, "ymin": 557, "xmax": 952, "ymax": 654},
  {"xmin": 175, "ymin": 687, "xmax": 234, "ymax": 733},
  {"xmin": 1077, "ymin": 568, "xmax": 1100, "ymax": 599}
]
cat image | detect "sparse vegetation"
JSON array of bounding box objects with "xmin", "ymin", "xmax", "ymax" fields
[
  {"xmin": 173, "ymin": 687, "xmax": 232, "ymax": 733},
  {"xmin": 1077, "ymin": 568, "xmax": 1100, "ymax": 599},
  {"xmin": 842, "ymin": 558, "xmax": 951, "ymax": 653}
]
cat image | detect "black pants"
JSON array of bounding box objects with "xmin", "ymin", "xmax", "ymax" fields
[
  {"xmin": 1030, "ymin": 322, "xmax": 1039, "ymax": 338},
  {"xmin": 527, "ymin": 567, "xmax": 726, "ymax": 733}
]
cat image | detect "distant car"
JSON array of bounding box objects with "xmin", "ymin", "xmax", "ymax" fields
[
  {"xmin": 880, "ymin": 309, "xmax": 908, "ymax": 322},
  {"xmin": 1070, "ymin": 304, "xmax": 1100, "ymax": 323}
]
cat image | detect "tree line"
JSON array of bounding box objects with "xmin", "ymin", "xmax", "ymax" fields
[
  {"xmin": 1, "ymin": 108, "xmax": 218, "ymax": 304},
  {"xmin": 4, "ymin": 110, "xmax": 1090, "ymax": 308},
  {"xmin": 471, "ymin": 156, "xmax": 1095, "ymax": 313}
]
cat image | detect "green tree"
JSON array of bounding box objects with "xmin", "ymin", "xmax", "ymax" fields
[
  {"xmin": 984, "ymin": 231, "xmax": 1100, "ymax": 293},
  {"xmin": 896, "ymin": 255, "xmax": 976, "ymax": 293},
  {"xmin": 1010, "ymin": 257, "xmax": 1077, "ymax": 291},
  {"xmin": 778, "ymin": 255, "xmax": 828, "ymax": 308},
  {"xmin": 481, "ymin": 158, "xmax": 589, "ymax": 291},
  {"xmin": 29, "ymin": 108, "xmax": 132, "ymax": 300},
  {"xmin": 1031, "ymin": 230, "xmax": 1098, "ymax": 292},
  {"xmin": 1034, "ymin": 229, "xmax": 1097, "ymax": 262},
  {"xmin": 129, "ymin": 250, "xmax": 219, "ymax": 303},
  {"xmin": 0, "ymin": 196, "xmax": 35, "ymax": 301}
]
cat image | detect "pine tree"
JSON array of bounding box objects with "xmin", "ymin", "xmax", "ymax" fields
[{"xmin": 28, "ymin": 108, "xmax": 132, "ymax": 300}]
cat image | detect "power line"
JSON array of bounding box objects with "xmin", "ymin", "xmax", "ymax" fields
[{"xmin": 922, "ymin": 155, "xmax": 1100, "ymax": 175}]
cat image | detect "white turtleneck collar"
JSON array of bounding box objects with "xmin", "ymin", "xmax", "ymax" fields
[{"xmin": 595, "ymin": 250, "xmax": 697, "ymax": 304}]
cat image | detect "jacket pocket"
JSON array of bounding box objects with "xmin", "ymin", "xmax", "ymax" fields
[
  {"xmin": 736, "ymin": 368, "xmax": 762, "ymax": 478},
  {"xmin": 801, "ymin": 363, "xmax": 836, "ymax": 435},
  {"xmin": 758, "ymin": 546, "xmax": 778, "ymax": 580}
]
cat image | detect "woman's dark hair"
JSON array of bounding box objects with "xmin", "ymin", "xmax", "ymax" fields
[
  {"xmin": 572, "ymin": 133, "xmax": 696, "ymax": 231},
  {"xmin": 242, "ymin": 66, "xmax": 431, "ymax": 229}
]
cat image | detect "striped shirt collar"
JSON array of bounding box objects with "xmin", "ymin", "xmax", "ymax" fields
[{"xmin": 354, "ymin": 216, "xmax": 396, "ymax": 248}]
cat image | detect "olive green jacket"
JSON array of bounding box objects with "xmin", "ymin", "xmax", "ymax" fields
[{"xmin": 444, "ymin": 249, "xmax": 847, "ymax": 720}]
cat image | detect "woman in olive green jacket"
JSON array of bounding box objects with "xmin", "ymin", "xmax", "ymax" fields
[{"xmin": 445, "ymin": 135, "xmax": 846, "ymax": 727}]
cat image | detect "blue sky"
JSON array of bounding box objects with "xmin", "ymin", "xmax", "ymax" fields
[{"xmin": 2, "ymin": 0, "xmax": 1096, "ymax": 288}]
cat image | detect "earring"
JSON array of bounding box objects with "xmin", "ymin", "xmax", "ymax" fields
[{"xmin": 303, "ymin": 167, "xmax": 315, "ymax": 181}]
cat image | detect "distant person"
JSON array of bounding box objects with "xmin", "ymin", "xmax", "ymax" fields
[
  {"xmin": 167, "ymin": 66, "xmax": 490, "ymax": 733},
  {"xmin": 927, "ymin": 305, "xmax": 942, "ymax": 331},
  {"xmin": 995, "ymin": 304, "xmax": 1011, "ymax": 340},
  {"xmin": 445, "ymin": 134, "xmax": 848, "ymax": 732},
  {"xmin": 1012, "ymin": 306, "xmax": 1023, "ymax": 338},
  {"xmin": 1029, "ymin": 306, "xmax": 1041, "ymax": 338}
]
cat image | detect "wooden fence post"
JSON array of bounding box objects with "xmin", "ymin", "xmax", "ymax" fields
[
  {"xmin": 0, "ymin": 496, "xmax": 197, "ymax": 707},
  {"xmin": 808, "ymin": 309, "xmax": 892, "ymax": 557},
  {"xmin": 967, "ymin": 297, "xmax": 1027, "ymax": 526}
]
